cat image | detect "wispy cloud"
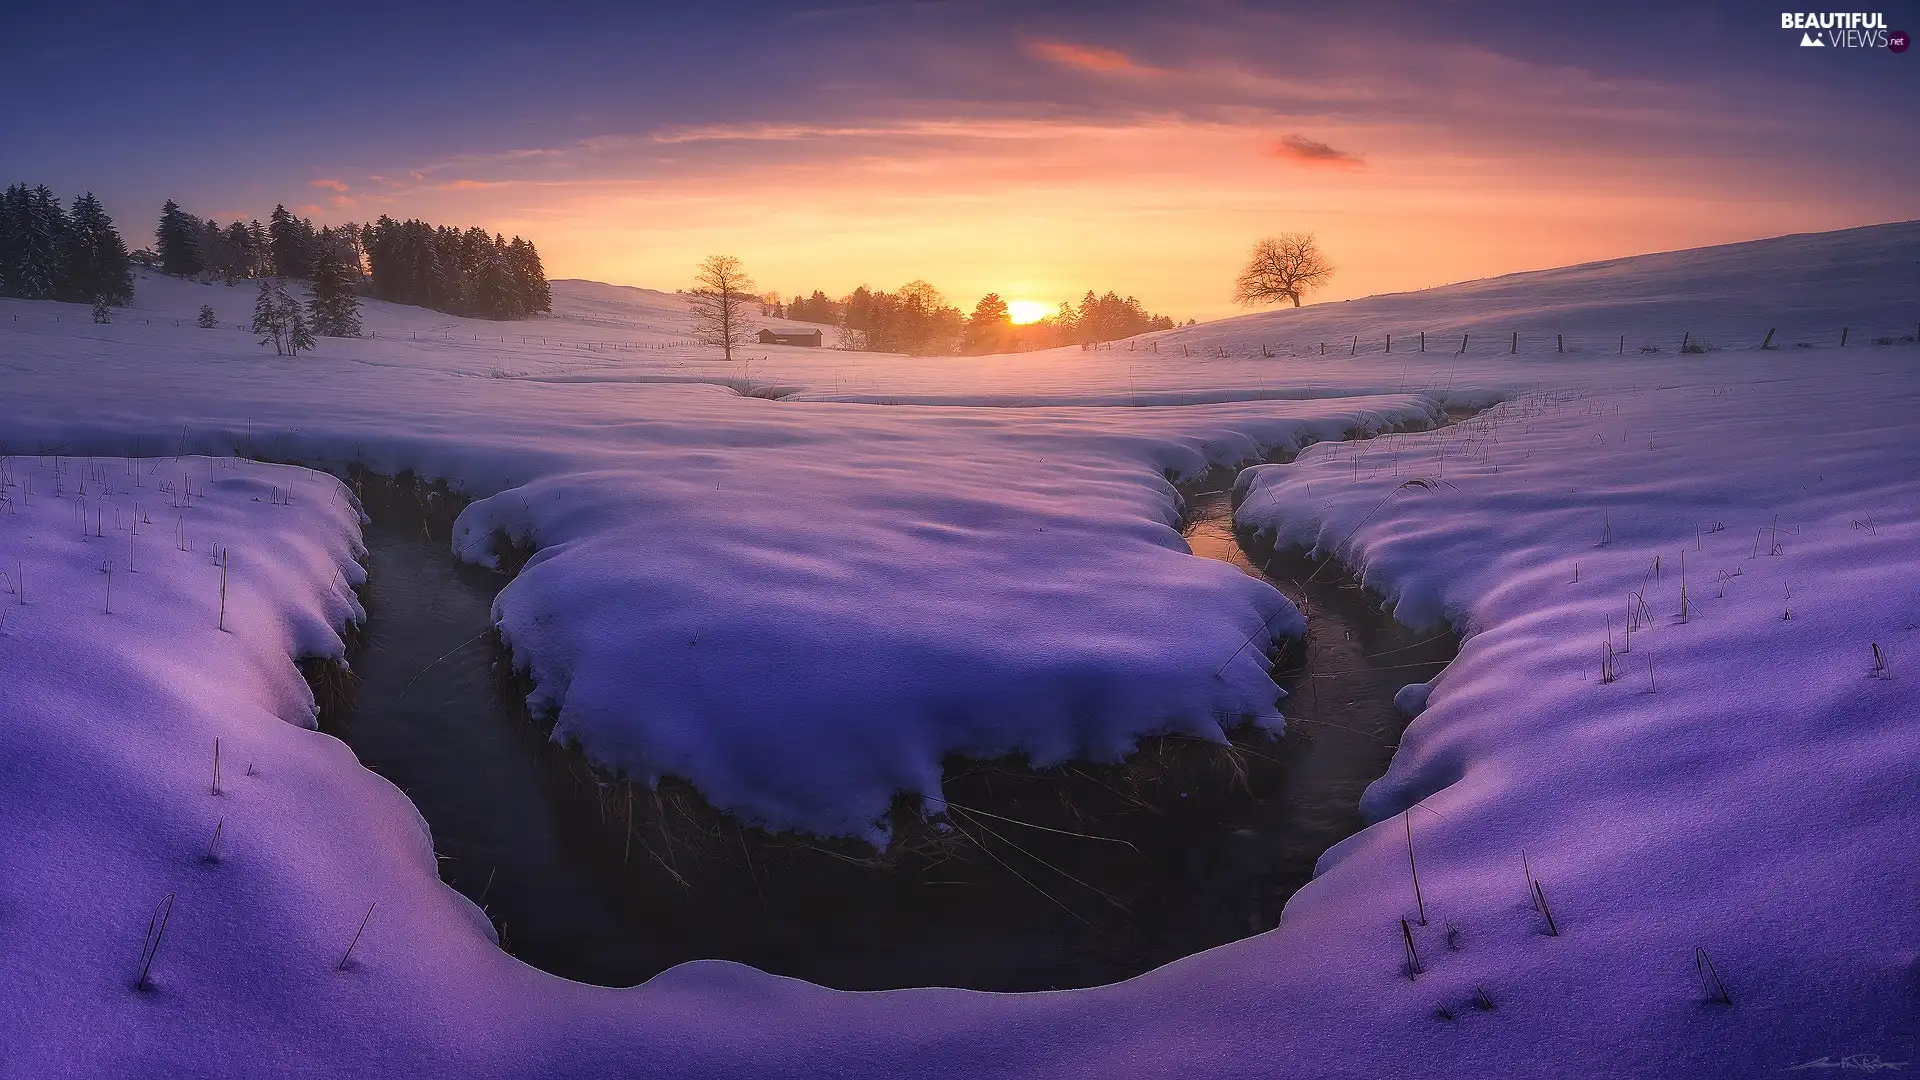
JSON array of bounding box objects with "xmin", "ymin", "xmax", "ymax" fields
[
  {"xmin": 309, "ymin": 178, "xmax": 350, "ymax": 192},
  {"xmin": 1024, "ymin": 38, "xmax": 1162, "ymax": 77},
  {"xmin": 438, "ymin": 179, "xmax": 506, "ymax": 191},
  {"xmin": 1271, "ymin": 134, "xmax": 1365, "ymax": 168}
]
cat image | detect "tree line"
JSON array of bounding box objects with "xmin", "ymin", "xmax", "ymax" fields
[
  {"xmin": 0, "ymin": 184, "xmax": 134, "ymax": 305},
  {"xmin": 152, "ymin": 200, "xmax": 551, "ymax": 321},
  {"xmin": 770, "ymin": 283, "xmax": 1179, "ymax": 355},
  {"xmin": 362, "ymin": 217, "xmax": 550, "ymax": 321}
]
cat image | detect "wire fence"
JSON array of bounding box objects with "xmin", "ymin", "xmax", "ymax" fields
[
  {"xmin": 0, "ymin": 310, "xmax": 701, "ymax": 352},
  {"xmin": 5, "ymin": 307, "xmax": 1918, "ymax": 361},
  {"xmin": 1085, "ymin": 322, "xmax": 1920, "ymax": 361}
]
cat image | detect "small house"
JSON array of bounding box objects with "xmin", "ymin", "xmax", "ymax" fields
[{"xmin": 757, "ymin": 328, "xmax": 823, "ymax": 347}]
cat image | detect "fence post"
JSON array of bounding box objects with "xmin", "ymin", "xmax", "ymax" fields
[
  {"xmin": 1385, "ymin": 333, "xmax": 1391, "ymax": 354},
  {"xmin": 1840, "ymin": 327, "xmax": 1848, "ymax": 346},
  {"xmin": 1419, "ymin": 331, "xmax": 1425, "ymax": 352},
  {"xmin": 1762, "ymin": 328, "xmax": 1775, "ymax": 349},
  {"xmin": 1619, "ymin": 334, "xmax": 1624, "ymax": 354},
  {"xmin": 1350, "ymin": 335, "xmax": 1357, "ymax": 356},
  {"xmin": 1510, "ymin": 331, "xmax": 1517, "ymax": 354},
  {"xmin": 1459, "ymin": 333, "xmax": 1468, "ymax": 354}
]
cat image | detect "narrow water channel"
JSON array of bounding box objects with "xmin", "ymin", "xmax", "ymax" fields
[{"xmin": 329, "ymin": 479, "xmax": 1454, "ymax": 992}]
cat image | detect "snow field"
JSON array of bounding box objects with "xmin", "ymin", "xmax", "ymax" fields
[{"xmin": 0, "ymin": 221, "xmax": 1914, "ymax": 1076}]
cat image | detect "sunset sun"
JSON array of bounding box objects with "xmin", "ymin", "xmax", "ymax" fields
[{"xmin": 1006, "ymin": 300, "xmax": 1053, "ymax": 324}]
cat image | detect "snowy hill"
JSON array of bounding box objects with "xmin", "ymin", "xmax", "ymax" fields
[{"xmin": 0, "ymin": 221, "xmax": 1916, "ymax": 1078}]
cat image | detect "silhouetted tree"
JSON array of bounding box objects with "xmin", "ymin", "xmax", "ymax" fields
[
  {"xmin": 65, "ymin": 193, "xmax": 133, "ymax": 305},
  {"xmin": 268, "ymin": 205, "xmax": 314, "ymax": 278},
  {"xmin": 198, "ymin": 304, "xmax": 218, "ymax": 328},
  {"xmin": 1234, "ymin": 233, "xmax": 1334, "ymax": 308},
  {"xmin": 156, "ymin": 199, "xmax": 202, "ymax": 276},
  {"xmin": 964, "ymin": 293, "xmax": 1013, "ymax": 354}
]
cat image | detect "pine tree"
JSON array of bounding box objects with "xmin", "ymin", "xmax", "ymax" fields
[
  {"xmin": 156, "ymin": 199, "xmax": 203, "ymax": 277},
  {"xmin": 1, "ymin": 185, "xmax": 75, "ymax": 299},
  {"xmin": 509, "ymin": 237, "xmax": 550, "ymax": 315},
  {"xmin": 287, "ymin": 300, "xmax": 316, "ymax": 356},
  {"xmin": 964, "ymin": 293, "xmax": 1012, "ymax": 354},
  {"xmin": 307, "ymin": 250, "xmax": 362, "ymax": 336},
  {"xmin": 268, "ymin": 205, "xmax": 312, "ymax": 278},
  {"xmin": 252, "ymin": 279, "xmax": 290, "ymax": 354},
  {"xmin": 92, "ymin": 297, "xmax": 112, "ymax": 323},
  {"xmin": 65, "ymin": 193, "xmax": 133, "ymax": 306},
  {"xmin": 198, "ymin": 304, "xmax": 217, "ymax": 328}
]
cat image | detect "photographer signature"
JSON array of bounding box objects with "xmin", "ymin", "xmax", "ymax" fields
[{"xmin": 1788, "ymin": 1056, "xmax": 1908, "ymax": 1073}]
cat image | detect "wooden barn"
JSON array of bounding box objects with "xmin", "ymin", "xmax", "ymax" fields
[{"xmin": 757, "ymin": 328, "xmax": 823, "ymax": 347}]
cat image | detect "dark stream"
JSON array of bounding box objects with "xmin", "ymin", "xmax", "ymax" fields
[{"xmin": 333, "ymin": 483, "xmax": 1455, "ymax": 991}]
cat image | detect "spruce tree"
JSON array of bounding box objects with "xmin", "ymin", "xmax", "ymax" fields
[
  {"xmin": 198, "ymin": 304, "xmax": 217, "ymax": 328},
  {"xmin": 287, "ymin": 300, "xmax": 316, "ymax": 356},
  {"xmin": 268, "ymin": 205, "xmax": 312, "ymax": 278},
  {"xmin": 92, "ymin": 297, "xmax": 112, "ymax": 323},
  {"xmin": 307, "ymin": 251, "xmax": 362, "ymax": 337},
  {"xmin": 1, "ymin": 185, "xmax": 75, "ymax": 300},
  {"xmin": 252, "ymin": 279, "xmax": 290, "ymax": 354},
  {"xmin": 66, "ymin": 193, "xmax": 133, "ymax": 306},
  {"xmin": 156, "ymin": 199, "xmax": 203, "ymax": 276},
  {"xmin": 0, "ymin": 184, "xmax": 28, "ymax": 297}
]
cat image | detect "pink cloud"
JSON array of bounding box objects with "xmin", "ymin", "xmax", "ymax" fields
[
  {"xmin": 309, "ymin": 178, "xmax": 350, "ymax": 192},
  {"xmin": 1024, "ymin": 39, "xmax": 1161, "ymax": 76},
  {"xmin": 1271, "ymin": 134, "xmax": 1365, "ymax": 168},
  {"xmin": 438, "ymin": 179, "xmax": 502, "ymax": 191}
]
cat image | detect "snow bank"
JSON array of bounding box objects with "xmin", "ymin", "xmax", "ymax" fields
[
  {"xmin": 0, "ymin": 221, "xmax": 1916, "ymax": 1076},
  {"xmin": 1234, "ymin": 370, "xmax": 1920, "ymax": 1074}
]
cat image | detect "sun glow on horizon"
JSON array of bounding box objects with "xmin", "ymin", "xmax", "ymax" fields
[{"xmin": 1006, "ymin": 300, "xmax": 1053, "ymax": 324}]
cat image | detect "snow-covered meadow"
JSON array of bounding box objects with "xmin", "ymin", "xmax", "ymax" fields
[{"xmin": 0, "ymin": 222, "xmax": 1915, "ymax": 1076}]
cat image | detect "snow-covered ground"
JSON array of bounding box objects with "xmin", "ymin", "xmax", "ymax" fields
[{"xmin": 0, "ymin": 222, "xmax": 1915, "ymax": 1076}]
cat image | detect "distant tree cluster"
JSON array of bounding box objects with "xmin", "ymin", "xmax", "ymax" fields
[
  {"xmin": 147, "ymin": 200, "xmax": 550, "ymax": 322},
  {"xmin": 0, "ymin": 184, "xmax": 133, "ymax": 305},
  {"xmin": 154, "ymin": 200, "xmax": 363, "ymax": 284},
  {"xmin": 840, "ymin": 281, "xmax": 965, "ymax": 355},
  {"xmin": 770, "ymin": 281, "xmax": 1175, "ymax": 355},
  {"xmin": 362, "ymin": 216, "xmax": 550, "ymax": 320},
  {"xmin": 783, "ymin": 289, "xmax": 841, "ymax": 325},
  {"xmin": 1055, "ymin": 290, "xmax": 1177, "ymax": 345}
]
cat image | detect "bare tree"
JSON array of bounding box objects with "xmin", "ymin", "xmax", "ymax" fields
[
  {"xmin": 687, "ymin": 254, "xmax": 758, "ymax": 360},
  {"xmin": 1233, "ymin": 233, "xmax": 1335, "ymax": 308}
]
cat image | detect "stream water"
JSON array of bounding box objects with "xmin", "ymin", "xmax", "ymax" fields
[{"xmin": 330, "ymin": 482, "xmax": 1455, "ymax": 991}]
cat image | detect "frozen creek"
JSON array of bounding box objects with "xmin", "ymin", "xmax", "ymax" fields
[{"xmin": 322, "ymin": 469, "xmax": 1455, "ymax": 991}]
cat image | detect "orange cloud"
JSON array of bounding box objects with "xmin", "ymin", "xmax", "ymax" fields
[
  {"xmin": 328, "ymin": 194, "xmax": 356, "ymax": 209},
  {"xmin": 1024, "ymin": 39, "xmax": 1160, "ymax": 76},
  {"xmin": 1271, "ymin": 134, "xmax": 1365, "ymax": 169},
  {"xmin": 310, "ymin": 178, "xmax": 350, "ymax": 192},
  {"xmin": 438, "ymin": 179, "xmax": 502, "ymax": 191}
]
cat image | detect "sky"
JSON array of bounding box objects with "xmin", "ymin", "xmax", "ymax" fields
[{"xmin": 2, "ymin": 0, "xmax": 1916, "ymax": 320}]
